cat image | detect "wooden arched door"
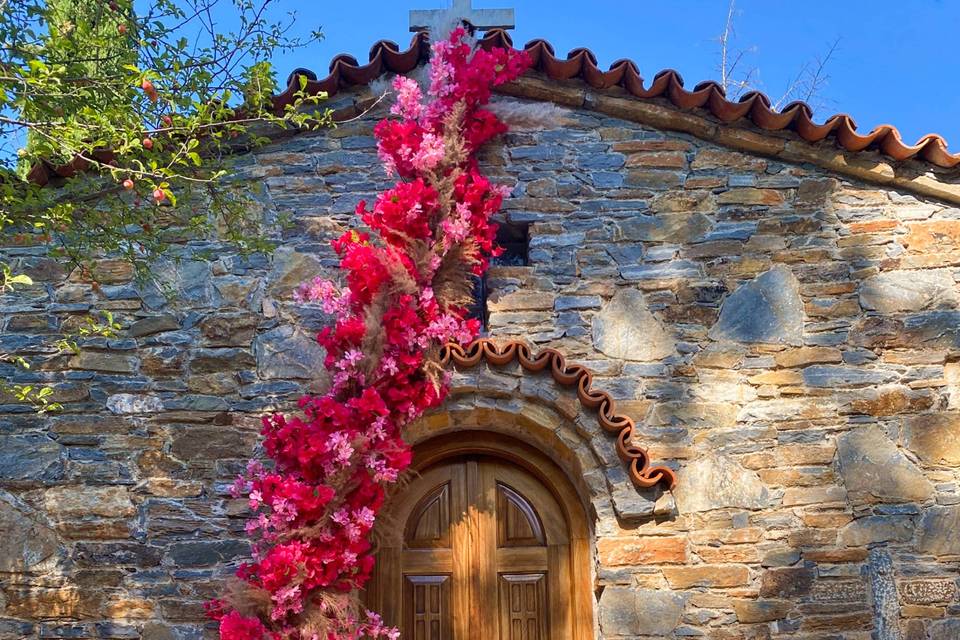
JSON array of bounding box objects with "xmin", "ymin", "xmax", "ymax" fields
[{"xmin": 366, "ymin": 436, "xmax": 592, "ymax": 640}]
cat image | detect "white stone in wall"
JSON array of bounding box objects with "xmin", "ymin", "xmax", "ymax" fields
[
  {"xmin": 106, "ymin": 393, "xmax": 164, "ymax": 414},
  {"xmin": 859, "ymin": 269, "xmax": 958, "ymax": 313},
  {"xmin": 591, "ymin": 288, "xmax": 674, "ymax": 361},
  {"xmin": 672, "ymin": 452, "xmax": 771, "ymax": 513}
]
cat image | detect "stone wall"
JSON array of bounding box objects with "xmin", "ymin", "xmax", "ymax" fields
[{"xmin": 1, "ymin": 88, "xmax": 959, "ymax": 639}]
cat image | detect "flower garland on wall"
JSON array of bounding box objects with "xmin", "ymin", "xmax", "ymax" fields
[{"xmin": 207, "ymin": 27, "xmax": 529, "ymax": 640}]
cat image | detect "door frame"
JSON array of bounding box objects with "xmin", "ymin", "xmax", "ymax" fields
[{"xmin": 381, "ymin": 429, "xmax": 596, "ymax": 640}]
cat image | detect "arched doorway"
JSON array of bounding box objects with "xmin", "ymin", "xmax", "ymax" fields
[{"xmin": 365, "ymin": 431, "xmax": 594, "ymax": 640}]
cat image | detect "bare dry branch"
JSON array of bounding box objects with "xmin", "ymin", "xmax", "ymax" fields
[{"xmin": 717, "ymin": 0, "xmax": 839, "ymax": 111}]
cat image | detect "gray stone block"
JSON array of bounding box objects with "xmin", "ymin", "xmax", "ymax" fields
[
  {"xmin": 599, "ymin": 587, "xmax": 684, "ymax": 636},
  {"xmin": 709, "ymin": 265, "xmax": 803, "ymax": 345},
  {"xmin": 802, "ymin": 365, "xmax": 899, "ymax": 387},
  {"xmin": 0, "ymin": 434, "xmax": 63, "ymax": 483},
  {"xmin": 0, "ymin": 490, "xmax": 59, "ymax": 572},
  {"xmin": 166, "ymin": 540, "xmax": 249, "ymax": 567},
  {"xmin": 918, "ymin": 506, "xmax": 960, "ymax": 556},
  {"xmin": 840, "ymin": 515, "xmax": 915, "ymax": 546},
  {"xmin": 860, "ymin": 269, "xmax": 958, "ymax": 313},
  {"xmin": 618, "ymin": 212, "xmax": 712, "ymax": 243},
  {"xmin": 837, "ymin": 428, "xmax": 934, "ymax": 503},
  {"xmin": 253, "ymin": 325, "xmax": 325, "ymax": 380},
  {"xmin": 620, "ymin": 260, "xmax": 702, "ymax": 280},
  {"xmin": 578, "ymin": 153, "xmax": 625, "ymax": 170}
]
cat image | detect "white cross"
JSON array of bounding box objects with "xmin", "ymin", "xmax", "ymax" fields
[{"xmin": 410, "ymin": 0, "xmax": 515, "ymax": 33}]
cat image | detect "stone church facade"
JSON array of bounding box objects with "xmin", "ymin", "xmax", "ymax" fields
[{"xmin": 2, "ymin": 29, "xmax": 960, "ymax": 640}]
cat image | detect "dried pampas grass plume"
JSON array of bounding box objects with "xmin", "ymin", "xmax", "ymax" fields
[
  {"xmin": 418, "ymin": 9, "xmax": 474, "ymax": 46},
  {"xmin": 488, "ymin": 98, "xmax": 567, "ymax": 130}
]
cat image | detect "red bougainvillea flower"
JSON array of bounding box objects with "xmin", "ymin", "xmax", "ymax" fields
[{"xmin": 210, "ymin": 26, "xmax": 529, "ymax": 640}]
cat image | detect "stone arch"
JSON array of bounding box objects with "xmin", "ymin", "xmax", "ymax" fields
[{"xmin": 407, "ymin": 396, "xmax": 611, "ymax": 525}]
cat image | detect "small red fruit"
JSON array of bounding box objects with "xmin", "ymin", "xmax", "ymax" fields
[
  {"xmin": 141, "ymin": 79, "xmax": 154, "ymax": 93},
  {"xmin": 109, "ymin": 2, "xmax": 118, "ymax": 11},
  {"xmin": 152, "ymin": 188, "xmax": 166, "ymax": 202},
  {"xmin": 161, "ymin": 115, "xmax": 172, "ymax": 127},
  {"xmin": 117, "ymin": 23, "xmax": 127, "ymax": 34},
  {"xmin": 142, "ymin": 137, "xmax": 153, "ymax": 149},
  {"xmin": 122, "ymin": 178, "xmax": 134, "ymax": 190}
]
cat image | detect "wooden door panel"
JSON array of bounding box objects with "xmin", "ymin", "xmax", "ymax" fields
[
  {"xmin": 402, "ymin": 549, "xmax": 453, "ymax": 573},
  {"xmin": 406, "ymin": 482, "xmax": 452, "ymax": 548},
  {"xmin": 487, "ymin": 463, "xmax": 568, "ymax": 546},
  {"xmin": 404, "ymin": 575, "xmax": 452, "ymax": 640},
  {"xmin": 499, "ymin": 574, "xmax": 547, "ymax": 640},
  {"xmin": 473, "ymin": 460, "xmax": 500, "ymax": 638},
  {"xmin": 496, "ymin": 483, "xmax": 545, "ymax": 547},
  {"xmin": 496, "ymin": 547, "xmax": 548, "ymax": 572},
  {"xmin": 483, "ymin": 460, "xmax": 558, "ymax": 640}
]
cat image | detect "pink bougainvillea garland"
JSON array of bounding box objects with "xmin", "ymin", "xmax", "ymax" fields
[{"xmin": 207, "ymin": 28, "xmax": 529, "ymax": 639}]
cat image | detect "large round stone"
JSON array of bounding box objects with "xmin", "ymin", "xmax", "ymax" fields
[{"xmin": 592, "ymin": 288, "xmax": 674, "ymax": 361}]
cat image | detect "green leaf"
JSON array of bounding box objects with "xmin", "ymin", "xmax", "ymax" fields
[{"xmin": 7, "ymin": 274, "xmax": 34, "ymax": 286}]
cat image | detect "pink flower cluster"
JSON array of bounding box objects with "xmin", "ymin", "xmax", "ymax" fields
[{"xmin": 209, "ymin": 28, "xmax": 528, "ymax": 639}]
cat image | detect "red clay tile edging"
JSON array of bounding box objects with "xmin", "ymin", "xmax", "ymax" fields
[{"xmin": 441, "ymin": 338, "xmax": 677, "ymax": 491}]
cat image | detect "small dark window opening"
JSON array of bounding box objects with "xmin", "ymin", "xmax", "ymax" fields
[
  {"xmin": 494, "ymin": 221, "xmax": 530, "ymax": 268},
  {"xmin": 468, "ymin": 221, "xmax": 530, "ymax": 330}
]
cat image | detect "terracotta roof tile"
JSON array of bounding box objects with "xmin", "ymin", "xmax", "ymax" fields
[
  {"xmin": 30, "ymin": 30, "xmax": 957, "ymax": 186},
  {"xmin": 273, "ymin": 29, "xmax": 959, "ymax": 169}
]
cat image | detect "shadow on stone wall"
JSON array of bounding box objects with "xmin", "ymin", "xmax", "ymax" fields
[{"xmin": 479, "ymin": 107, "xmax": 960, "ymax": 639}]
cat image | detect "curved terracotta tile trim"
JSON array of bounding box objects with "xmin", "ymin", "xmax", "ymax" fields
[
  {"xmin": 440, "ymin": 338, "xmax": 677, "ymax": 491},
  {"xmin": 264, "ymin": 29, "xmax": 959, "ymax": 170}
]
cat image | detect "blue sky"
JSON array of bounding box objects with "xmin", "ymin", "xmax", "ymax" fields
[{"xmin": 259, "ymin": 0, "xmax": 960, "ymax": 149}]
